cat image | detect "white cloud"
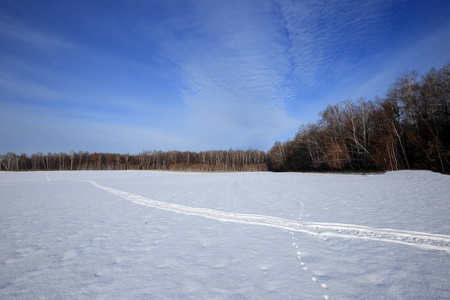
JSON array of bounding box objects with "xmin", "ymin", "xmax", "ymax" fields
[
  {"xmin": 147, "ymin": 0, "xmax": 408, "ymax": 149},
  {"xmin": 2, "ymin": 0, "xmax": 447, "ymax": 153},
  {"xmin": 300, "ymin": 13, "xmax": 450, "ymax": 113},
  {"xmin": 276, "ymin": 0, "xmax": 398, "ymax": 90},
  {"xmin": 151, "ymin": 0, "xmax": 297, "ymax": 150}
]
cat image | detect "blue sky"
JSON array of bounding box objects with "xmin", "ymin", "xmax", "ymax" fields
[{"xmin": 1, "ymin": 0, "xmax": 449, "ymax": 154}]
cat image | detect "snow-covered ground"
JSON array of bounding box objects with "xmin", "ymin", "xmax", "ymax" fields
[{"xmin": 1, "ymin": 170, "xmax": 449, "ymax": 299}]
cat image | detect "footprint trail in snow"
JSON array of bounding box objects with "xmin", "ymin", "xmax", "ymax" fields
[
  {"xmin": 289, "ymin": 201, "xmax": 329, "ymax": 299},
  {"xmin": 84, "ymin": 180, "xmax": 450, "ymax": 253}
]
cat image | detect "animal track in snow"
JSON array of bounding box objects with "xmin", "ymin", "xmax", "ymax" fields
[
  {"xmin": 289, "ymin": 232, "xmax": 328, "ymax": 298},
  {"xmin": 289, "ymin": 201, "xmax": 329, "ymax": 299}
]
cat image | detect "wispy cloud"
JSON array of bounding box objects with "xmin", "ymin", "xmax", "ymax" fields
[
  {"xmin": 277, "ymin": 0, "xmax": 399, "ymax": 90},
  {"xmin": 146, "ymin": 0, "xmax": 407, "ymax": 148},
  {"xmin": 348, "ymin": 19, "xmax": 450, "ymax": 100},
  {"xmin": 0, "ymin": 70, "xmax": 63, "ymax": 102},
  {"xmin": 0, "ymin": 13, "xmax": 71, "ymax": 51},
  {"xmin": 282, "ymin": 1, "xmax": 450, "ymax": 120},
  {"xmin": 1, "ymin": 0, "xmax": 447, "ymax": 153},
  {"xmin": 150, "ymin": 1, "xmax": 298, "ymax": 149}
]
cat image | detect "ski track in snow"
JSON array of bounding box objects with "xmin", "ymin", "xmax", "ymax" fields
[{"xmin": 84, "ymin": 180, "xmax": 450, "ymax": 253}]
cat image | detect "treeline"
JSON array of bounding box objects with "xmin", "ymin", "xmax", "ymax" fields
[
  {"xmin": 0, "ymin": 149, "xmax": 267, "ymax": 172},
  {"xmin": 2, "ymin": 65, "xmax": 448, "ymax": 174},
  {"xmin": 268, "ymin": 64, "xmax": 450, "ymax": 173}
]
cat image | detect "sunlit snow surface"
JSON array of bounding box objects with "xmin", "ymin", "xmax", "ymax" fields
[{"xmin": 1, "ymin": 170, "xmax": 449, "ymax": 299}]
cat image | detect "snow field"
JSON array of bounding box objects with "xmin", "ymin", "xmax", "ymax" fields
[{"xmin": 1, "ymin": 170, "xmax": 449, "ymax": 299}]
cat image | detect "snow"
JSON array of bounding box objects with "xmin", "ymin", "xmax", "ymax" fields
[{"xmin": 1, "ymin": 170, "xmax": 449, "ymax": 299}]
